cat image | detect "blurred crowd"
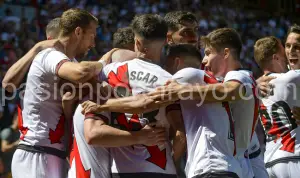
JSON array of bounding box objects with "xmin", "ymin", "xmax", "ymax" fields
[{"xmin": 0, "ymin": 0, "xmax": 298, "ymax": 177}]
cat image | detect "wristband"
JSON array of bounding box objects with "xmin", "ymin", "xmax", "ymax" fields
[{"xmin": 98, "ymin": 60, "xmax": 107, "ymax": 67}]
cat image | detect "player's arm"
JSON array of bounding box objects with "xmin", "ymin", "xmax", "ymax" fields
[
  {"xmin": 84, "ymin": 115, "xmax": 166, "ymax": 147},
  {"xmin": 81, "ymin": 93, "xmax": 173, "ymax": 115},
  {"xmin": 0, "ymin": 128, "xmax": 19, "ymax": 153},
  {"xmin": 1, "ymin": 139, "xmax": 19, "ymax": 153},
  {"xmin": 151, "ymin": 79, "xmax": 250, "ymax": 104},
  {"xmin": 57, "ymin": 48, "xmax": 119, "ymax": 84},
  {"xmin": 166, "ymin": 105, "xmax": 186, "ymax": 165},
  {"xmin": 2, "ymin": 39, "xmax": 63, "ymax": 92}
]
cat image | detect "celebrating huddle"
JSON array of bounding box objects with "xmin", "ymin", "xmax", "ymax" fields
[{"xmin": 2, "ymin": 7, "xmax": 300, "ymax": 178}]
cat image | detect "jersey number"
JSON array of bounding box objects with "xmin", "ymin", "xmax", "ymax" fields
[{"xmin": 260, "ymin": 101, "xmax": 297, "ymax": 153}]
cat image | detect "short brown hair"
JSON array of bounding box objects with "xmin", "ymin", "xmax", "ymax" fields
[
  {"xmin": 287, "ymin": 24, "xmax": 300, "ymax": 36},
  {"xmin": 164, "ymin": 11, "xmax": 197, "ymax": 32},
  {"xmin": 112, "ymin": 27, "xmax": 134, "ymax": 49},
  {"xmin": 201, "ymin": 28, "xmax": 242, "ymax": 60},
  {"xmin": 254, "ymin": 36, "xmax": 280, "ymax": 68},
  {"xmin": 60, "ymin": 8, "xmax": 98, "ymax": 37},
  {"xmin": 46, "ymin": 17, "xmax": 60, "ymax": 39}
]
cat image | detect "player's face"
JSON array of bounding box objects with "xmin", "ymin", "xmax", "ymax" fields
[
  {"xmin": 285, "ymin": 32, "xmax": 300, "ymax": 70},
  {"xmin": 202, "ymin": 46, "xmax": 225, "ymax": 77},
  {"xmin": 76, "ymin": 22, "xmax": 97, "ymax": 59},
  {"xmin": 169, "ymin": 21, "xmax": 198, "ymax": 44}
]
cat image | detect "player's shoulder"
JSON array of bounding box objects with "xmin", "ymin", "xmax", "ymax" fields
[
  {"xmin": 174, "ymin": 68, "xmax": 204, "ymax": 77},
  {"xmin": 280, "ymin": 70, "xmax": 300, "ymax": 81},
  {"xmin": 225, "ymin": 69, "xmax": 253, "ymax": 82},
  {"xmin": 226, "ymin": 69, "xmax": 252, "ymax": 77},
  {"xmin": 36, "ymin": 48, "xmax": 68, "ymax": 61},
  {"xmin": 173, "ymin": 68, "xmax": 206, "ymax": 84}
]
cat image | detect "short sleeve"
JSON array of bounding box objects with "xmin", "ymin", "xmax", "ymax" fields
[
  {"xmin": 43, "ymin": 49, "xmax": 69, "ymax": 75},
  {"xmin": 85, "ymin": 111, "xmax": 111, "ymax": 125},
  {"xmin": 224, "ymin": 70, "xmax": 254, "ymax": 97},
  {"xmin": 0, "ymin": 128, "xmax": 12, "ymax": 141},
  {"xmin": 98, "ymin": 63, "xmax": 116, "ymax": 82},
  {"xmin": 172, "ymin": 68, "xmax": 206, "ymax": 85}
]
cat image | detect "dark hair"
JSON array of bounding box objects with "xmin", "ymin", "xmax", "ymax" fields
[
  {"xmin": 201, "ymin": 28, "xmax": 242, "ymax": 60},
  {"xmin": 254, "ymin": 36, "xmax": 280, "ymax": 68},
  {"xmin": 131, "ymin": 14, "xmax": 168, "ymax": 41},
  {"xmin": 112, "ymin": 27, "xmax": 134, "ymax": 49},
  {"xmin": 60, "ymin": 8, "xmax": 98, "ymax": 36},
  {"xmin": 164, "ymin": 11, "xmax": 197, "ymax": 32},
  {"xmin": 161, "ymin": 43, "xmax": 202, "ymax": 66},
  {"xmin": 46, "ymin": 18, "xmax": 61, "ymax": 39},
  {"xmin": 287, "ymin": 24, "xmax": 300, "ymax": 36}
]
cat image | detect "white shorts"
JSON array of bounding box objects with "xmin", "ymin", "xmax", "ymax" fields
[
  {"xmin": 238, "ymin": 157, "xmax": 254, "ymax": 178},
  {"xmin": 267, "ymin": 160, "xmax": 300, "ymax": 178},
  {"xmin": 250, "ymin": 154, "xmax": 268, "ymax": 178},
  {"xmin": 11, "ymin": 149, "xmax": 69, "ymax": 178}
]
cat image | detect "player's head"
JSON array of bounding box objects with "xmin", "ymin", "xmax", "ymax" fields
[
  {"xmin": 131, "ymin": 14, "xmax": 168, "ymax": 64},
  {"xmin": 60, "ymin": 8, "xmax": 98, "ymax": 59},
  {"xmin": 164, "ymin": 11, "xmax": 198, "ymax": 45},
  {"xmin": 162, "ymin": 44, "xmax": 202, "ymax": 74},
  {"xmin": 112, "ymin": 27, "xmax": 135, "ymax": 51},
  {"xmin": 46, "ymin": 17, "xmax": 61, "ymax": 40},
  {"xmin": 254, "ymin": 36, "xmax": 288, "ymax": 73},
  {"xmin": 201, "ymin": 28, "xmax": 242, "ymax": 77},
  {"xmin": 286, "ymin": 24, "xmax": 300, "ymax": 70}
]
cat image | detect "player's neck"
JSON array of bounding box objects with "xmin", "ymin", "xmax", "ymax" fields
[
  {"xmin": 58, "ymin": 36, "xmax": 76, "ymax": 59},
  {"xmin": 136, "ymin": 51, "xmax": 160, "ymax": 65},
  {"xmin": 223, "ymin": 58, "xmax": 243, "ymax": 76}
]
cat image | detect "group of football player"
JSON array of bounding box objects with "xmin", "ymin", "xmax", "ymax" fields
[{"xmin": 2, "ymin": 7, "xmax": 300, "ymax": 178}]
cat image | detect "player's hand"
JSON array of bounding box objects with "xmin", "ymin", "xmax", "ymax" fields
[
  {"xmin": 129, "ymin": 94, "xmax": 174, "ymax": 113},
  {"xmin": 292, "ymin": 106, "xmax": 300, "ymax": 125},
  {"xmin": 81, "ymin": 100, "xmax": 100, "ymax": 115},
  {"xmin": 98, "ymin": 48, "xmax": 119, "ymax": 65},
  {"xmin": 149, "ymin": 80, "xmax": 190, "ymax": 102},
  {"xmin": 256, "ymin": 75, "xmax": 275, "ymax": 97},
  {"xmin": 138, "ymin": 125, "xmax": 166, "ymax": 146},
  {"xmin": 36, "ymin": 39, "xmax": 64, "ymax": 53}
]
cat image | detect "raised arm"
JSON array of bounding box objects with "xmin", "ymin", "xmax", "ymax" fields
[
  {"xmin": 2, "ymin": 40, "xmax": 63, "ymax": 92},
  {"xmin": 57, "ymin": 48, "xmax": 119, "ymax": 84}
]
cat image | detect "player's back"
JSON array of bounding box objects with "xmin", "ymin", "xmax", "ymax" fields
[
  {"xmin": 172, "ymin": 68, "xmax": 242, "ymax": 178},
  {"xmin": 68, "ymin": 104, "xmax": 111, "ymax": 178},
  {"xmin": 21, "ymin": 48, "xmax": 71, "ymax": 152},
  {"xmin": 259, "ymin": 70, "xmax": 300, "ymax": 166},
  {"xmin": 100, "ymin": 58, "xmax": 176, "ymax": 177}
]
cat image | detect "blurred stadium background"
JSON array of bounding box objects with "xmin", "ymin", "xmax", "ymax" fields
[{"xmin": 0, "ymin": 0, "xmax": 299, "ymax": 177}]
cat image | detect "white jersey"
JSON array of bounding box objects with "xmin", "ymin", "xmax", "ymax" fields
[
  {"xmin": 172, "ymin": 68, "xmax": 242, "ymax": 178},
  {"xmin": 259, "ymin": 70, "xmax": 300, "ymax": 167},
  {"xmin": 68, "ymin": 104, "xmax": 110, "ymax": 178},
  {"xmin": 223, "ymin": 70, "xmax": 258, "ymax": 178},
  {"xmin": 99, "ymin": 58, "xmax": 176, "ymax": 176},
  {"xmin": 246, "ymin": 132, "xmax": 269, "ymax": 178},
  {"xmin": 20, "ymin": 48, "xmax": 72, "ymax": 151},
  {"xmin": 224, "ymin": 70, "xmax": 259, "ymax": 155}
]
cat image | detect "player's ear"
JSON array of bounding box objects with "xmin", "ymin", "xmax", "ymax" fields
[
  {"xmin": 75, "ymin": 27, "xmax": 83, "ymax": 39},
  {"xmin": 166, "ymin": 32, "xmax": 174, "ymax": 45},
  {"xmin": 174, "ymin": 57, "xmax": 182, "ymax": 69},
  {"xmin": 223, "ymin": 48, "xmax": 230, "ymax": 59},
  {"xmin": 135, "ymin": 38, "xmax": 144, "ymax": 53},
  {"xmin": 272, "ymin": 54, "xmax": 278, "ymax": 61}
]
